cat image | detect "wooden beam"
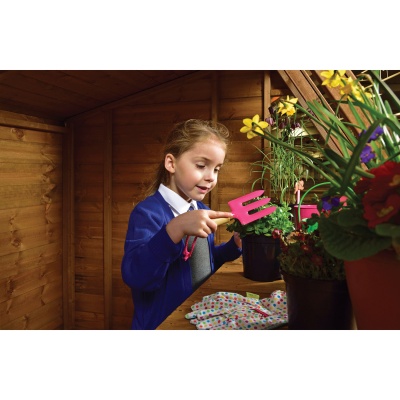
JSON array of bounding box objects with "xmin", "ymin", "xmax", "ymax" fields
[
  {"xmin": 278, "ymin": 70, "xmax": 343, "ymax": 155},
  {"xmin": 262, "ymin": 71, "xmax": 271, "ymax": 195},
  {"xmin": 312, "ymin": 69, "xmax": 370, "ymax": 129},
  {"xmin": 104, "ymin": 111, "xmax": 113, "ymax": 329},
  {"xmin": 211, "ymin": 71, "xmax": 220, "ymax": 241},
  {"xmin": 62, "ymin": 122, "xmax": 75, "ymax": 329},
  {"xmin": 0, "ymin": 115, "xmax": 66, "ymax": 133}
]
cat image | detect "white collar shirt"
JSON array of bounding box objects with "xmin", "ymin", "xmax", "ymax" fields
[{"xmin": 158, "ymin": 184, "xmax": 197, "ymax": 217}]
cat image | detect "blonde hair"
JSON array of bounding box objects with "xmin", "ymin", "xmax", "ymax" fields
[{"xmin": 145, "ymin": 119, "xmax": 230, "ymax": 196}]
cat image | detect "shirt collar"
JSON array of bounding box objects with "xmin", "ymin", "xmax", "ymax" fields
[{"xmin": 158, "ymin": 184, "xmax": 197, "ymax": 216}]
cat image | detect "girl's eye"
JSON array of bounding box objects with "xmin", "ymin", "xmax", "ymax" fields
[
  {"xmin": 214, "ymin": 168, "xmax": 220, "ymax": 173},
  {"xmin": 196, "ymin": 164, "xmax": 205, "ymax": 169}
]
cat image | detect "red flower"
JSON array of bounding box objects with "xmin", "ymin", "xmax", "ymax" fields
[
  {"xmin": 363, "ymin": 193, "xmax": 400, "ymax": 228},
  {"xmin": 356, "ymin": 162, "xmax": 400, "ymax": 198},
  {"xmin": 353, "ymin": 161, "xmax": 400, "ymax": 227},
  {"xmin": 272, "ymin": 229, "xmax": 282, "ymax": 239}
]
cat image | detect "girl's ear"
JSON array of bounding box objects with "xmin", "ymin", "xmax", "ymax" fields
[{"xmin": 164, "ymin": 153, "xmax": 176, "ymax": 173}]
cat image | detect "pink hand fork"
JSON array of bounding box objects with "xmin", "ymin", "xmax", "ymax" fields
[{"xmin": 183, "ymin": 190, "xmax": 277, "ymax": 260}]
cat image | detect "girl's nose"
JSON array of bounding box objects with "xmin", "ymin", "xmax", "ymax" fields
[{"xmin": 205, "ymin": 170, "xmax": 216, "ymax": 182}]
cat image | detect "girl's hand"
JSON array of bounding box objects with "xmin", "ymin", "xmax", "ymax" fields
[
  {"xmin": 233, "ymin": 232, "xmax": 242, "ymax": 249},
  {"xmin": 166, "ymin": 210, "xmax": 233, "ymax": 243}
]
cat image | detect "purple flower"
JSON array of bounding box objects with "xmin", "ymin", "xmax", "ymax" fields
[
  {"xmin": 265, "ymin": 117, "xmax": 275, "ymax": 126},
  {"xmin": 322, "ymin": 196, "xmax": 341, "ymax": 211},
  {"xmin": 359, "ymin": 126, "xmax": 384, "ymax": 143},
  {"xmin": 278, "ymin": 117, "xmax": 289, "ymax": 129},
  {"xmin": 360, "ymin": 144, "xmax": 376, "ymax": 163},
  {"xmin": 291, "ymin": 122, "xmax": 301, "ymax": 129}
]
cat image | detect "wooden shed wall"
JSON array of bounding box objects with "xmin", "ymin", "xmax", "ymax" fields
[{"xmin": 0, "ymin": 111, "xmax": 66, "ymax": 329}]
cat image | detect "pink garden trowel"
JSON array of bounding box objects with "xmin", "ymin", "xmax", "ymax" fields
[{"xmin": 214, "ymin": 189, "xmax": 277, "ymax": 226}]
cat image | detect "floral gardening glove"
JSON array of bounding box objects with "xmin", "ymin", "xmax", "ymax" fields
[{"xmin": 185, "ymin": 291, "xmax": 288, "ymax": 330}]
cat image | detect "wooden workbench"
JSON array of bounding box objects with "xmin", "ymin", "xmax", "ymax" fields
[{"xmin": 157, "ymin": 258, "xmax": 286, "ymax": 330}]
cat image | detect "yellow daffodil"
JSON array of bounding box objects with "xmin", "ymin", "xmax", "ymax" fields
[
  {"xmin": 277, "ymin": 96, "xmax": 298, "ymax": 116},
  {"xmin": 340, "ymin": 76, "xmax": 373, "ymax": 102},
  {"xmin": 352, "ymin": 85, "xmax": 373, "ymax": 103},
  {"xmin": 240, "ymin": 114, "xmax": 268, "ymax": 139},
  {"xmin": 340, "ymin": 76, "xmax": 356, "ymax": 99},
  {"xmin": 321, "ymin": 70, "xmax": 346, "ymax": 88}
]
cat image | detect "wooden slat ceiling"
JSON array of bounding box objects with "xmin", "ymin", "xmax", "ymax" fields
[
  {"xmin": 0, "ymin": 70, "xmax": 398, "ymax": 124},
  {"xmin": 0, "ymin": 70, "xmax": 195, "ymax": 123}
]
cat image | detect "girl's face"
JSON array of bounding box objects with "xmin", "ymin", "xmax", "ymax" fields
[{"xmin": 165, "ymin": 136, "xmax": 226, "ymax": 202}]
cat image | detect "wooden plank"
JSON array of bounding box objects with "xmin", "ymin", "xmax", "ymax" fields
[
  {"xmin": 75, "ymin": 270, "xmax": 104, "ymax": 295},
  {"xmin": 0, "ymin": 125, "xmax": 63, "ymax": 145},
  {"xmin": 66, "ymin": 71, "xmax": 211, "ymax": 122},
  {"xmin": 75, "ymin": 183, "xmax": 104, "ymax": 203},
  {"xmin": 113, "ymin": 143, "xmax": 163, "ymax": 164},
  {"xmin": 1, "ymin": 298, "xmax": 63, "ymax": 330},
  {"xmin": 218, "ymin": 97, "xmax": 263, "ymax": 121},
  {"xmin": 0, "ymin": 261, "xmax": 61, "ymax": 303},
  {"xmin": 0, "ymin": 224, "xmax": 62, "ymax": 257},
  {"xmin": 0, "ymin": 162, "xmax": 61, "ymax": 187},
  {"xmin": 0, "ymin": 279, "xmax": 62, "ymax": 327},
  {"xmin": 0, "ymin": 203, "xmax": 62, "ymax": 233},
  {"xmin": 104, "ymin": 111, "xmax": 113, "ymax": 329},
  {"xmin": 75, "ymin": 293, "xmax": 104, "ymax": 314},
  {"xmin": 112, "ymin": 315, "xmax": 132, "ymax": 330},
  {"xmin": 113, "ymin": 121, "xmax": 173, "ymax": 144},
  {"xmin": 75, "ymin": 310, "xmax": 104, "ymax": 330},
  {"xmin": 311, "ymin": 69, "xmax": 370, "ymax": 131},
  {"xmin": 76, "ymin": 221, "xmax": 104, "ymax": 239},
  {"xmin": 0, "ymin": 114, "xmax": 66, "ymax": 133},
  {"xmin": 112, "ymin": 101, "xmax": 211, "ymax": 125},
  {"xmin": 112, "ymin": 295, "xmax": 133, "ymax": 317},
  {"xmin": 211, "ymin": 70, "xmax": 219, "ymax": 216},
  {"xmin": 0, "ymin": 139, "xmax": 62, "ymax": 164},
  {"xmin": 278, "ymin": 70, "xmax": 343, "ymax": 154},
  {"xmin": 63, "ymin": 122, "xmax": 75, "ymax": 329},
  {"xmin": 0, "ymin": 243, "xmax": 62, "ymax": 280},
  {"xmin": 112, "ymin": 163, "xmax": 158, "ymax": 184},
  {"xmin": 74, "ymin": 143, "xmax": 105, "ymax": 164},
  {"xmin": 218, "ymin": 70, "xmax": 263, "ymax": 99},
  {"xmin": 13, "ymin": 71, "xmax": 110, "ymax": 108},
  {"xmin": 75, "ymin": 237, "xmax": 104, "ymax": 259},
  {"xmin": 0, "ymin": 183, "xmax": 61, "ymax": 210}
]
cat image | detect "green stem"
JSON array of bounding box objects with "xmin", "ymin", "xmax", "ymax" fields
[{"xmin": 297, "ymin": 182, "xmax": 330, "ymax": 225}]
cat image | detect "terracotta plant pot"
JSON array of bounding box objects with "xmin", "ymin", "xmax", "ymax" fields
[
  {"xmin": 282, "ymin": 271, "xmax": 354, "ymax": 330},
  {"xmin": 344, "ymin": 249, "xmax": 400, "ymax": 330},
  {"xmin": 241, "ymin": 235, "xmax": 281, "ymax": 282}
]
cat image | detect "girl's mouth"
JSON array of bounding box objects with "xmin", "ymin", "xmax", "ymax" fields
[{"xmin": 196, "ymin": 185, "xmax": 209, "ymax": 194}]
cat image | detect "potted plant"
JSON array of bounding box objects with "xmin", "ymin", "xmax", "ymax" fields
[
  {"xmin": 242, "ymin": 101, "xmax": 320, "ymax": 226},
  {"xmin": 277, "ymin": 224, "xmax": 353, "ymax": 329},
  {"xmin": 226, "ymin": 197, "xmax": 294, "ymax": 282},
  {"xmin": 240, "ymin": 70, "xmax": 400, "ymax": 329}
]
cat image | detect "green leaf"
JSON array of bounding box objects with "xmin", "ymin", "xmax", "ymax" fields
[
  {"xmin": 375, "ymin": 223, "xmax": 400, "ymax": 238},
  {"xmin": 318, "ymin": 214, "xmax": 391, "ymax": 260}
]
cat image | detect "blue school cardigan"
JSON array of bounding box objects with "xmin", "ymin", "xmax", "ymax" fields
[{"xmin": 121, "ymin": 191, "xmax": 242, "ymax": 330}]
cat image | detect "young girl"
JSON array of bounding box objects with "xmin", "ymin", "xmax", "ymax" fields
[{"xmin": 121, "ymin": 119, "xmax": 242, "ymax": 330}]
